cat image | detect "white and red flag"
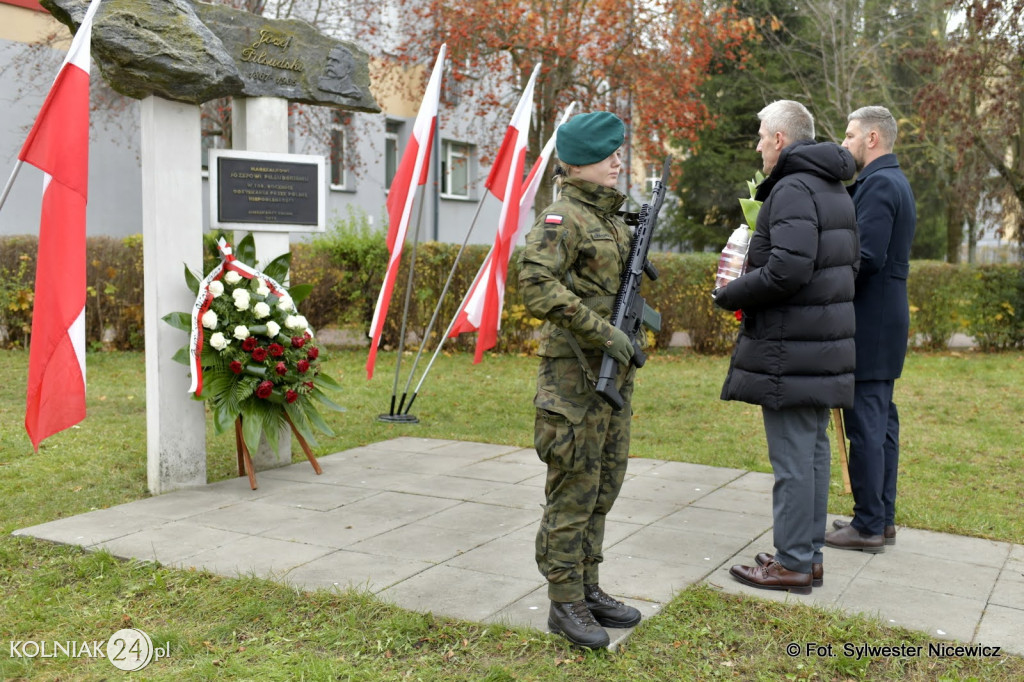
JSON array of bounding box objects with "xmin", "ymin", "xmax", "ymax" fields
[
  {"xmin": 21, "ymin": 0, "xmax": 103, "ymax": 450},
  {"xmin": 449, "ymin": 79, "xmax": 566, "ymax": 363},
  {"xmin": 366, "ymin": 43, "xmax": 446, "ymax": 379}
]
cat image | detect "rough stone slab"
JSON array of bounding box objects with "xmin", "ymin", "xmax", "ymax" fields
[
  {"xmin": 837, "ymin": 577, "xmax": 985, "ymax": 642},
  {"xmin": 853, "ymin": 549, "xmax": 1000, "ymax": 601},
  {"xmin": 690, "ymin": 486, "xmax": 773, "ymax": 513},
  {"xmin": 973, "ymin": 604, "xmax": 1024, "ymax": 656},
  {"xmin": 92, "ymin": 521, "xmax": 246, "ymax": 564},
  {"xmin": 377, "ymin": 564, "xmax": 540, "ymax": 623},
  {"xmin": 285, "ymin": 550, "xmax": 434, "ymax": 594},
  {"xmin": 178, "ymin": 534, "xmax": 335, "ymax": 578},
  {"xmin": 12, "ymin": 508, "xmax": 169, "ymax": 547}
]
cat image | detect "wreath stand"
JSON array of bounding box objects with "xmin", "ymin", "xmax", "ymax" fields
[{"xmin": 234, "ymin": 415, "xmax": 323, "ymax": 490}]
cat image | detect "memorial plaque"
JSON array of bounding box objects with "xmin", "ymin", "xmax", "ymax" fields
[{"xmin": 209, "ymin": 150, "xmax": 326, "ymax": 232}]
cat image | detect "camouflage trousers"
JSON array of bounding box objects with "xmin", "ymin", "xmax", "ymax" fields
[{"xmin": 533, "ymin": 354, "xmax": 635, "ymax": 603}]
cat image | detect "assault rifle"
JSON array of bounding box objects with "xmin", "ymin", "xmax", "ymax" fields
[{"xmin": 595, "ymin": 157, "xmax": 670, "ymax": 410}]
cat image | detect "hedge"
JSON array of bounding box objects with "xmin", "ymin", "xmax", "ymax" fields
[{"xmin": 2, "ymin": 232, "xmax": 1022, "ymax": 353}]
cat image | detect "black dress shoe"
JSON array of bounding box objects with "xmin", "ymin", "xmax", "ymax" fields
[
  {"xmin": 584, "ymin": 584, "xmax": 642, "ymax": 628},
  {"xmin": 833, "ymin": 518, "xmax": 896, "ymax": 545},
  {"xmin": 729, "ymin": 560, "xmax": 812, "ymax": 594},
  {"xmin": 755, "ymin": 552, "xmax": 823, "ymax": 587},
  {"xmin": 825, "ymin": 523, "xmax": 885, "ymax": 553},
  {"xmin": 548, "ymin": 600, "xmax": 609, "ymax": 649}
]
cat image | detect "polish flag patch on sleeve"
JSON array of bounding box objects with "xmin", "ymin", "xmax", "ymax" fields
[{"xmin": 544, "ymin": 214, "xmax": 564, "ymax": 225}]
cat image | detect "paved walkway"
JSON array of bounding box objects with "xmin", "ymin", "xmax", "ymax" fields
[{"xmin": 14, "ymin": 437, "xmax": 1024, "ymax": 654}]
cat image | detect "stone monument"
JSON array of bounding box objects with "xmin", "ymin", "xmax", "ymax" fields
[{"xmin": 43, "ymin": 0, "xmax": 380, "ymax": 493}]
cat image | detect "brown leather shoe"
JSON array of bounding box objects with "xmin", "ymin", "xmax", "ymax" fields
[
  {"xmin": 755, "ymin": 552, "xmax": 822, "ymax": 587},
  {"xmin": 729, "ymin": 560, "xmax": 812, "ymax": 594},
  {"xmin": 832, "ymin": 518, "xmax": 896, "ymax": 545},
  {"xmin": 825, "ymin": 523, "xmax": 885, "ymax": 553}
]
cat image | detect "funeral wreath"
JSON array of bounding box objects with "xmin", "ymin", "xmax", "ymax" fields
[{"xmin": 162, "ymin": 235, "xmax": 342, "ymax": 454}]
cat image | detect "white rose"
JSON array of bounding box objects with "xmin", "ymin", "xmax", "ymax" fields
[
  {"xmin": 209, "ymin": 332, "xmax": 229, "ymax": 351},
  {"xmin": 253, "ymin": 302, "xmax": 271, "ymax": 319},
  {"xmin": 277, "ymin": 294, "xmax": 294, "ymax": 311},
  {"xmin": 285, "ymin": 315, "xmax": 301, "ymax": 330},
  {"xmin": 208, "ymin": 280, "xmax": 224, "ymax": 298},
  {"xmin": 224, "ymin": 271, "xmax": 242, "ymax": 285},
  {"xmin": 232, "ymin": 289, "xmax": 251, "ymax": 311},
  {"xmin": 233, "ymin": 325, "xmax": 249, "ymax": 340},
  {"xmin": 295, "ymin": 315, "xmax": 309, "ymax": 330},
  {"xmin": 256, "ymin": 281, "xmax": 270, "ymax": 297},
  {"xmin": 266, "ymin": 321, "xmax": 281, "ymax": 337},
  {"xmin": 201, "ymin": 309, "xmax": 217, "ymax": 329}
]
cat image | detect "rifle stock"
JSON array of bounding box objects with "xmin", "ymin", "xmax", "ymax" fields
[{"xmin": 595, "ymin": 157, "xmax": 671, "ymax": 410}]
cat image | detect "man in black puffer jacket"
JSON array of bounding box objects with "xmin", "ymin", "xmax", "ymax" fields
[{"xmin": 714, "ymin": 100, "xmax": 859, "ymax": 594}]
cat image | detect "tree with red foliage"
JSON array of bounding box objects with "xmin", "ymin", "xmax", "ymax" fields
[{"xmin": 355, "ymin": 0, "xmax": 754, "ymax": 206}]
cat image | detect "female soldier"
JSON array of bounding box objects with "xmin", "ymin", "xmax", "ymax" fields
[{"xmin": 518, "ymin": 111, "xmax": 642, "ymax": 649}]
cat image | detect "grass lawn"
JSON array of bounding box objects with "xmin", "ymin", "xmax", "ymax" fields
[{"xmin": 1, "ymin": 348, "xmax": 1022, "ymax": 680}]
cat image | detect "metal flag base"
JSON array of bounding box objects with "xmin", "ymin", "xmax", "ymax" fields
[{"xmin": 377, "ymin": 413, "xmax": 419, "ymax": 424}]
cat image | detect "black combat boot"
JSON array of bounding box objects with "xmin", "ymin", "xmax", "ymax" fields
[
  {"xmin": 583, "ymin": 584, "xmax": 642, "ymax": 628},
  {"xmin": 547, "ymin": 600, "xmax": 610, "ymax": 649}
]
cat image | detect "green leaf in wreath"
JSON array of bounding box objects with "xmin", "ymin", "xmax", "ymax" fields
[
  {"xmin": 288, "ymin": 283, "xmax": 314, "ymax": 304},
  {"xmin": 304, "ymin": 403, "xmax": 335, "ymax": 438},
  {"xmin": 263, "ymin": 253, "xmax": 292, "ymax": 284},
  {"xmin": 213, "ymin": 400, "xmax": 239, "ymax": 436},
  {"xmin": 171, "ymin": 345, "xmax": 191, "ymax": 366},
  {"xmin": 311, "ymin": 387, "xmax": 345, "ymax": 413},
  {"xmin": 240, "ymin": 405, "xmax": 264, "ymax": 454},
  {"xmin": 284, "ymin": 400, "xmax": 317, "ymax": 445},
  {"xmin": 184, "ymin": 263, "xmax": 202, "ymax": 296},
  {"xmin": 162, "ymin": 311, "xmax": 192, "ymax": 333},
  {"xmin": 236, "ymin": 234, "xmax": 258, "ymax": 268}
]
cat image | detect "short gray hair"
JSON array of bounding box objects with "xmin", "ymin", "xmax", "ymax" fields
[
  {"xmin": 848, "ymin": 106, "xmax": 898, "ymax": 150},
  {"xmin": 758, "ymin": 100, "xmax": 815, "ymax": 142}
]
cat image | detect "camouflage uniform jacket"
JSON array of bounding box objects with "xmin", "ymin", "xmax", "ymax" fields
[{"xmin": 518, "ymin": 178, "xmax": 631, "ymax": 358}]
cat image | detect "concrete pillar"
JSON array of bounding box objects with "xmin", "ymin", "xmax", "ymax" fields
[
  {"xmin": 141, "ymin": 96, "xmax": 206, "ymax": 494},
  {"xmin": 231, "ymin": 96, "xmax": 292, "ymax": 470}
]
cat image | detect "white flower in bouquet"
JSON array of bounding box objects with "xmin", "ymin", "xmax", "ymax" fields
[
  {"xmin": 201, "ymin": 309, "xmax": 218, "ymax": 329},
  {"xmin": 208, "ymin": 280, "xmax": 224, "ymax": 298},
  {"xmin": 210, "ymin": 332, "xmax": 229, "ymax": 351},
  {"xmin": 266, "ymin": 320, "xmax": 281, "ymax": 337},
  {"xmin": 256, "ymin": 281, "xmax": 270, "ymax": 297},
  {"xmin": 285, "ymin": 314, "xmax": 308, "ymax": 331},
  {"xmin": 277, "ymin": 294, "xmax": 294, "ymax": 311},
  {"xmin": 232, "ymin": 288, "xmax": 251, "ymax": 311},
  {"xmin": 233, "ymin": 325, "xmax": 249, "ymax": 340},
  {"xmin": 253, "ymin": 301, "xmax": 271, "ymax": 319},
  {"xmin": 224, "ymin": 271, "xmax": 242, "ymax": 285}
]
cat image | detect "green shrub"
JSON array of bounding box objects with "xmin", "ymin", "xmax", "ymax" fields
[
  {"xmin": 3, "ymin": 233, "xmax": 1021, "ymax": 354},
  {"xmin": 962, "ymin": 264, "xmax": 1024, "ymax": 351}
]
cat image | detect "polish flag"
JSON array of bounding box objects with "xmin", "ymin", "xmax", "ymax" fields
[
  {"xmin": 22, "ymin": 0, "xmax": 103, "ymax": 450},
  {"xmin": 366, "ymin": 44, "xmax": 446, "ymax": 379},
  {"xmin": 449, "ymin": 85, "xmax": 570, "ymax": 363}
]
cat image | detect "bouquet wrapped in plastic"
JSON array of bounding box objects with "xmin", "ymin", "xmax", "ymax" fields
[{"xmin": 714, "ymin": 172, "xmax": 763, "ymax": 289}]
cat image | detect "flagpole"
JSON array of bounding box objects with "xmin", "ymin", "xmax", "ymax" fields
[
  {"xmin": 396, "ymin": 193, "xmax": 489, "ymax": 412},
  {"xmin": 0, "ymin": 160, "xmax": 24, "ymax": 215},
  {"xmin": 379, "ymin": 185, "xmax": 427, "ymax": 423},
  {"xmin": 402, "ymin": 257, "xmax": 486, "ymax": 416}
]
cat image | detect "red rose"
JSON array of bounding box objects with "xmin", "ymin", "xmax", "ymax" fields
[
  {"xmin": 242, "ymin": 337, "xmax": 257, "ymax": 352},
  {"xmin": 291, "ymin": 336, "xmax": 306, "ymax": 349},
  {"xmin": 269, "ymin": 343, "xmax": 284, "ymax": 357},
  {"xmin": 255, "ymin": 380, "xmax": 274, "ymax": 399},
  {"xmin": 229, "ymin": 361, "xmax": 243, "ymax": 374},
  {"xmin": 306, "ymin": 347, "xmax": 319, "ymax": 360},
  {"xmin": 251, "ymin": 346, "xmax": 268, "ymax": 362},
  {"xmin": 285, "ymin": 389, "xmax": 299, "ymax": 404},
  {"xmin": 303, "ymin": 381, "xmax": 314, "ymax": 390},
  {"xmin": 275, "ymin": 361, "xmax": 287, "ymax": 376},
  {"xmin": 297, "ymin": 359, "xmax": 310, "ymax": 374}
]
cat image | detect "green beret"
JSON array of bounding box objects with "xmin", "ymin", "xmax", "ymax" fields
[{"xmin": 556, "ymin": 112, "xmax": 624, "ymax": 166}]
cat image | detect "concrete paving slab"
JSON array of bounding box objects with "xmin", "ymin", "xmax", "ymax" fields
[
  {"xmin": 11, "ymin": 437, "xmax": 1024, "ymax": 657},
  {"xmin": 853, "ymin": 549, "xmax": 1000, "ymax": 601},
  {"xmin": 836, "ymin": 577, "xmax": 985, "ymax": 643},
  {"xmin": 284, "ymin": 549, "xmax": 434, "ymax": 594},
  {"xmin": 175, "ymin": 534, "xmax": 335, "ymax": 578},
  {"xmin": 92, "ymin": 521, "xmax": 247, "ymax": 564},
  {"xmin": 376, "ymin": 564, "xmax": 539, "ymax": 623},
  {"xmin": 974, "ymin": 604, "xmax": 1024, "ymax": 656}
]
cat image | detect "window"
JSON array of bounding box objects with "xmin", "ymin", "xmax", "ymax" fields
[
  {"xmin": 330, "ymin": 111, "xmax": 348, "ymax": 189},
  {"xmin": 385, "ymin": 120, "xmax": 401, "ymax": 191},
  {"xmin": 644, "ymin": 162, "xmax": 660, "ymax": 194},
  {"xmin": 441, "ymin": 140, "xmax": 471, "ymax": 198}
]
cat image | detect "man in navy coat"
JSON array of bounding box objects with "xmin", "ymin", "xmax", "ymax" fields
[{"xmin": 826, "ymin": 106, "xmax": 917, "ymax": 553}]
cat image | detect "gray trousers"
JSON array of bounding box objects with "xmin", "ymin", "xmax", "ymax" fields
[{"xmin": 761, "ymin": 405, "xmax": 831, "ymax": 574}]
